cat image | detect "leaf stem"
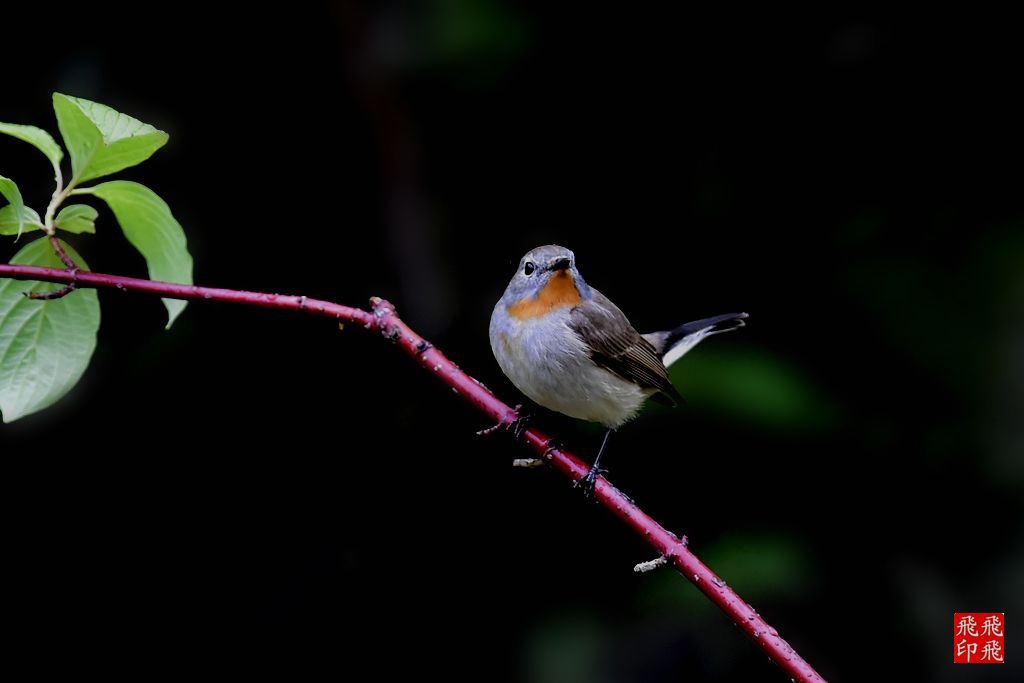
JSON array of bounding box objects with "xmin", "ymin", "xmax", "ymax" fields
[
  {"xmin": 48, "ymin": 235, "xmax": 78, "ymax": 270},
  {"xmin": 42, "ymin": 180, "xmax": 74, "ymax": 234}
]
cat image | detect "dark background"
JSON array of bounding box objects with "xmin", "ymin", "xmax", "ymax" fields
[{"xmin": 2, "ymin": 5, "xmax": 1022, "ymax": 681}]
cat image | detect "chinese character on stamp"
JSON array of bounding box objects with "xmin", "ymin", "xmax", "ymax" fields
[{"xmin": 954, "ymin": 613, "xmax": 1004, "ymax": 664}]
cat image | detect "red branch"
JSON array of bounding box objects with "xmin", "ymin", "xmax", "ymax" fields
[{"xmin": 0, "ymin": 262, "xmax": 827, "ymax": 682}]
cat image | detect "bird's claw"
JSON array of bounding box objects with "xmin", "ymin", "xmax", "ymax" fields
[
  {"xmin": 476, "ymin": 404, "xmax": 531, "ymax": 439},
  {"xmin": 510, "ymin": 411, "xmax": 531, "ymax": 439},
  {"xmin": 573, "ymin": 465, "xmax": 607, "ymax": 499}
]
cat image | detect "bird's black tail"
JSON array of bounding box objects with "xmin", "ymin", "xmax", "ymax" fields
[
  {"xmin": 664, "ymin": 312, "xmax": 748, "ymax": 349},
  {"xmin": 644, "ymin": 312, "xmax": 748, "ymax": 368}
]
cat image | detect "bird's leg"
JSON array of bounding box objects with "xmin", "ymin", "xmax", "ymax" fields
[
  {"xmin": 510, "ymin": 409, "xmax": 532, "ymax": 440},
  {"xmin": 476, "ymin": 404, "xmax": 531, "ymax": 439},
  {"xmin": 575, "ymin": 429, "xmax": 614, "ymax": 498}
]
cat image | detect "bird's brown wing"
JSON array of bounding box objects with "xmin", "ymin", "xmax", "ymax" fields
[{"xmin": 568, "ymin": 291, "xmax": 682, "ymax": 404}]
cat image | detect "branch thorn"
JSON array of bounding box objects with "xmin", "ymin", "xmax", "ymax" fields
[
  {"xmin": 26, "ymin": 283, "xmax": 76, "ymax": 300},
  {"xmin": 633, "ymin": 555, "xmax": 669, "ymax": 573},
  {"xmin": 512, "ymin": 458, "xmax": 545, "ymax": 468}
]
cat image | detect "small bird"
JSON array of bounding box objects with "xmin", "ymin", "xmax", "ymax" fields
[{"xmin": 489, "ymin": 244, "xmax": 747, "ymax": 494}]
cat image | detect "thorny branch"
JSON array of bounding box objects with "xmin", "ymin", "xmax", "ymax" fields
[{"xmin": 0, "ymin": 261, "xmax": 827, "ymax": 683}]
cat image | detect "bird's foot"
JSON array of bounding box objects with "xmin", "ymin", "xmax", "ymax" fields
[
  {"xmin": 573, "ymin": 464, "xmax": 608, "ymax": 499},
  {"xmin": 510, "ymin": 410, "xmax": 531, "ymax": 440},
  {"xmin": 477, "ymin": 404, "xmax": 531, "ymax": 439}
]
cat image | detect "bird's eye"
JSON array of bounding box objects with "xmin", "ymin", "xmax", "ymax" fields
[{"xmin": 523, "ymin": 262, "xmax": 536, "ymax": 276}]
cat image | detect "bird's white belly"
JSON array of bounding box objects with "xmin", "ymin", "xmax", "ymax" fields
[{"xmin": 490, "ymin": 310, "xmax": 651, "ymax": 428}]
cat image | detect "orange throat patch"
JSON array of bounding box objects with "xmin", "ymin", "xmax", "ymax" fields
[{"xmin": 507, "ymin": 271, "xmax": 582, "ymax": 320}]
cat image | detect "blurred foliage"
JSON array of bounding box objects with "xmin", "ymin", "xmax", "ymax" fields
[
  {"xmin": 844, "ymin": 217, "xmax": 1024, "ymax": 392},
  {"xmin": 526, "ymin": 614, "xmax": 606, "ymax": 683},
  {"xmin": 379, "ymin": 0, "xmax": 531, "ymax": 84},
  {"xmin": 667, "ymin": 348, "xmax": 841, "ymax": 432},
  {"xmin": 699, "ymin": 533, "xmax": 813, "ymax": 599},
  {"xmin": 424, "ymin": 0, "xmax": 530, "ymax": 72}
]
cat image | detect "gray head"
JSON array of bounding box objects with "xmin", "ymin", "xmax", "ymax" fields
[{"xmin": 499, "ymin": 244, "xmax": 590, "ymax": 309}]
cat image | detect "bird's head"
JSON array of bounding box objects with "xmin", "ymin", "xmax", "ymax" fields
[{"xmin": 501, "ymin": 245, "xmax": 589, "ymax": 320}]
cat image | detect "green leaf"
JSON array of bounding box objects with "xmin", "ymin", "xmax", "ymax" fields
[
  {"xmin": 52, "ymin": 93, "xmax": 168, "ymax": 184},
  {"xmin": 0, "ymin": 205, "xmax": 43, "ymax": 236},
  {"xmin": 0, "ymin": 175, "xmax": 25, "ymax": 238},
  {"xmin": 0, "ymin": 122, "xmax": 64, "ymax": 177},
  {"xmin": 0, "ymin": 237, "xmax": 100, "ymax": 423},
  {"xmin": 54, "ymin": 204, "xmax": 98, "ymax": 234},
  {"xmin": 77, "ymin": 181, "xmax": 192, "ymax": 327}
]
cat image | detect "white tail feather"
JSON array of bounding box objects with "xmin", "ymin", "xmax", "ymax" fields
[{"xmin": 662, "ymin": 328, "xmax": 715, "ymax": 368}]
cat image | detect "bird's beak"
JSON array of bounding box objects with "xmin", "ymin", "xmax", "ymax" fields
[{"xmin": 549, "ymin": 257, "xmax": 571, "ymax": 272}]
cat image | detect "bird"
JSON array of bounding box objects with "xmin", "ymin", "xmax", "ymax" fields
[{"xmin": 489, "ymin": 244, "xmax": 747, "ymax": 495}]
